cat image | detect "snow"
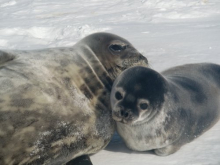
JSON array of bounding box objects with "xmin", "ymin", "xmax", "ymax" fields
[{"xmin": 1, "ymin": 0, "xmax": 220, "ymax": 164}]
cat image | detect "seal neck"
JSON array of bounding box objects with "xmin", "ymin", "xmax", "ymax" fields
[{"xmin": 81, "ymin": 44, "xmax": 113, "ymax": 88}]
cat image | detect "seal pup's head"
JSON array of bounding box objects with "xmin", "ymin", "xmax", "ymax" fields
[
  {"xmin": 76, "ymin": 32, "xmax": 148, "ymax": 79},
  {"xmin": 111, "ymin": 66, "xmax": 168, "ymax": 125}
]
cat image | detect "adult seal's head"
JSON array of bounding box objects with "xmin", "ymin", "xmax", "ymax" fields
[
  {"xmin": 0, "ymin": 32, "xmax": 148, "ymax": 165},
  {"xmin": 111, "ymin": 64, "xmax": 220, "ymax": 156},
  {"xmin": 75, "ymin": 32, "xmax": 148, "ymax": 79}
]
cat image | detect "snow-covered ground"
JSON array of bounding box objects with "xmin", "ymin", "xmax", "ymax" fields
[{"xmin": 1, "ymin": 0, "xmax": 220, "ymax": 164}]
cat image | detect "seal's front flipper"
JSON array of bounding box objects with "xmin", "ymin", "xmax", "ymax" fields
[
  {"xmin": 66, "ymin": 155, "xmax": 93, "ymax": 165},
  {"xmin": 154, "ymin": 144, "xmax": 180, "ymax": 156}
]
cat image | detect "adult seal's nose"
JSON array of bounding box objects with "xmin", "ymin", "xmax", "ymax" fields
[{"xmin": 139, "ymin": 54, "xmax": 148, "ymax": 65}]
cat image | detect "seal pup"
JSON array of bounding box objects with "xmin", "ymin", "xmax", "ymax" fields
[
  {"xmin": 110, "ymin": 63, "xmax": 220, "ymax": 156},
  {"xmin": 0, "ymin": 32, "xmax": 148, "ymax": 165}
]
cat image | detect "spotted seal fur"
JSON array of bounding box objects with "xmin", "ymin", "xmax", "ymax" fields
[{"xmin": 0, "ymin": 32, "xmax": 148, "ymax": 164}]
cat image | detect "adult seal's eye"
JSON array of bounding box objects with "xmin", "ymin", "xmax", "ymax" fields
[
  {"xmin": 115, "ymin": 91, "xmax": 123, "ymax": 100},
  {"xmin": 140, "ymin": 103, "xmax": 148, "ymax": 110},
  {"xmin": 109, "ymin": 44, "xmax": 126, "ymax": 52}
]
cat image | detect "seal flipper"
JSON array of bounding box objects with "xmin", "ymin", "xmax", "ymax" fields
[
  {"xmin": 66, "ymin": 155, "xmax": 93, "ymax": 165},
  {"xmin": 0, "ymin": 50, "xmax": 15, "ymax": 65},
  {"xmin": 154, "ymin": 144, "xmax": 181, "ymax": 156}
]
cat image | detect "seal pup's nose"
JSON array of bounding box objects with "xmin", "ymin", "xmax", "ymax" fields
[{"xmin": 118, "ymin": 106, "xmax": 131, "ymax": 119}]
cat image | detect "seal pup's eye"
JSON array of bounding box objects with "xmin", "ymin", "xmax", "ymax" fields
[
  {"xmin": 109, "ymin": 44, "xmax": 126, "ymax": 52},
  {"xmin": 140, "ymin": 103, "xmax": 148, "ymax": 110},
  {"xmin": 115, "ymin": 91, "xmax": 123, "ymax": 100}
]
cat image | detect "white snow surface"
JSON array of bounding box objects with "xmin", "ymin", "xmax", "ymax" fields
[{"xmin": 1, "ymin": 0, "xmax": 220, "ymax": 164}]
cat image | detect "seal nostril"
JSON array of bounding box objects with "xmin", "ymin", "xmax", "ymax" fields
[
  {"xmin": 139, "ymin": 55, "xmax": 148, "ymax": 65},
  {"xmin": 120, "ymin": 110, "xmax": 124, "ymax": 117},
  {"xmin": 124, "ymin": 112, "xmax": 129, "ymax": 118}
]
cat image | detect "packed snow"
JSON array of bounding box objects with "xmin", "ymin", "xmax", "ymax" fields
[{"xmin": 0, "ymin": 0, "xmax": 220, "ymax": 164}]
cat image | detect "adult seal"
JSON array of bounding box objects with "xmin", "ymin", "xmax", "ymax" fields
[
  {"xmin": 0, "ymin": 32, "xmax": 148, "ymax": 165},
  {"xmin": 110, "ymin": 63, "xmax": 220, "ymax": 156}
]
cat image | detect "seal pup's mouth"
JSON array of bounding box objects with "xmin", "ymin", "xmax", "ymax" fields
[
  {"xmin": 112, "ymin": 113, "xmax": 134, "ymax": 125},
  {"xmin": 112, "ymin": 114, "xmax": 122, "ymax": 122}
]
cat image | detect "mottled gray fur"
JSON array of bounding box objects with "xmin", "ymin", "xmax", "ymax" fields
[{"xmin": 0, "ymin": 32, "xmax": 148, "ymax": 164}]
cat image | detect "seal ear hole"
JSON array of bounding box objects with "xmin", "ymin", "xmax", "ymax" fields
[
  {"xmin": 109, "ymin": 44, "xmax": 126, "ymax": 52},
  {"xmin": 115, "ymin": 91, "xmax": 123, "ymax": 100},
  {"xmin": 139, "ymin": 103, "xmax": 148, "ymax": 110}
]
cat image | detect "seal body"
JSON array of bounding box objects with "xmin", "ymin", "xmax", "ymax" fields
[
  {"xmin": 111, "ymin": 63, "xmax": 220, "ymax": 156},
  {"xmin": 0, "ymin": 32, "xmax": 148, "ymax": 165}
]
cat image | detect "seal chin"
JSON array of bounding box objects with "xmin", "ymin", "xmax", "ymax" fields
[{"xmin": 121, "ymin": 119, "xmax": 133, "ymax": 125}]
